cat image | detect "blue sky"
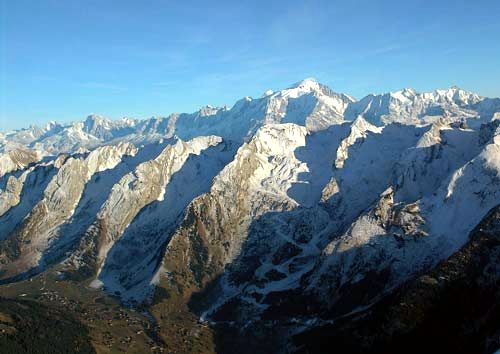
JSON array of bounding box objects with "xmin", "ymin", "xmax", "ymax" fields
[{"xmin": 1, "ymin": 0, "xmax": 500, "ymax": 131}]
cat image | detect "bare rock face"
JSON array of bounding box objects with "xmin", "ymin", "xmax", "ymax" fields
[
  {"xmin": 320, "ymin": 177, "xmax": 339, "ymax": 202},
  {"xmin": 0, "ymin": 148, "xmax": 42, "ymax": 177},
  {"xmin": 0, "ymin": 143, "xmax": 137, "ymax": 280},
  {"xmin": 0, "ymin": 176, "xmax": 23, "ymax": 216}
]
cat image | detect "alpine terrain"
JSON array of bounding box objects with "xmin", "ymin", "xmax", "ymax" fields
[{"xmin": 1, "ymin": 78, "xmax": 499, "ymax": 354}]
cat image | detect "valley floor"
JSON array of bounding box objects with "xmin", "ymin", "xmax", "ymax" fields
[{"xmin": 0, "ymin": 271, "xmax": 216, "ymax": 354}]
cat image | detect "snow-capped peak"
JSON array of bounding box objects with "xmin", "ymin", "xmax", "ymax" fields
[
  {"xmin": 263, "ymin": 89, "xmax": 274, "ymax": 97},
  {"xmin": 197, "ymin": 105, "xmax": 225, "ymax": 117},
  {"xmin": 85, "ymin": 114, "xmax": 108, "ymax": 123},
  {"xmin": 289, "ymin": 77, "xmax": 319, "ymax": 88},
  {"xmin": 82, "ymin": 114, "xmax": 110, "ymax": 130},
  {"xmin": 391, "ymin": 88, "xmax": 417, "ymax": 103},
  {"xmin": 45, "ymin": 121, "xmax": 60, "ymax": 130},
  {"xmin": 280, "ymin": 78, "xmax": 321, "ymax": 98},
  {"xmin": 120, "ymin": 117, "xmax": 136, "ymax": 126},
  {"xmin": 422, "ymin": 86, "xmax": 483, "ymax": 105}
]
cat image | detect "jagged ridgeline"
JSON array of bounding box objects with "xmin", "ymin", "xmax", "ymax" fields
[{"xmin": 1, "ymin": 79, "xmax": 500, "ymax": 353}]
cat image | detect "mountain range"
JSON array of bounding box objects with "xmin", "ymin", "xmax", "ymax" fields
[{"xmin": 1, "ymin": 78, "xmax": 499, "ymax": 353}]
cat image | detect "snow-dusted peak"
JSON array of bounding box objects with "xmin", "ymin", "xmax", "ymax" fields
[
  {"xmin": 250, "ymin": 123, "xmax": 307, "ymax": 155},
  {"xmin": 85, "ymin": 114, "xmax": 108, "ymax": 123},
  {"xmin": 391, "ymin": 88, "xmax": 417, "ymax": 103},
  {"xmin": 280, "ymin": 78, "xmax": 321, "ymax": 99},
  {"xmin": 174, "ymin": 135, "xmax": 223, "ymax": 155},
  {"xmin": 0, "ymin": 148, "xmax": 43, "ymax": 177},
  {"xmin": 289, "ymin": 77, "xmax": 319, "ymax": 88},
  {"xmin": 346, "ymin": 84, "xmax": 495, "ymax": 126},
  {"xmin": 196, "ymin": 105, "xmax": 225, "ymax": 117},
  {"xmin": 421, "ymin": 86, "xmax": 483, "ymax": 105},
  {"xmin": 260, "ymin": 79, "xmax": 356, "ymax": 130},
  {"xmin": 351, "ymin": 115, "xmax": 383, "ymax": 132},
  {"xmin": 210, "ymin": 122, "xmax": 309, "ymax": 207},
  {"xmin": 263, "ymin": 89, "xmax": 274, "ymax": 97},
  {"xmin": 231, "ymin": 96, "xmax": 253, "ymax": 111},
  {"xmin": 335, "ymin": 116, "xmax": 382, "ymax": 168},
  {"xmin": 120, "ymin": 117, "xmax": 137, "ymax": 126},
  {"xmin": 415, "ymin": 118, "xmax": 451, "ymax": 148},
  {"xmin": 45, "ymin": 120, "xmax": 61, "ymax": 131},
  {"xmin": 83, "ymin": 114, "xmax": 111, "ymax": 129},
  {"xmin": 85, "ymin": 142, "xmax": 138, "ymax": 179}
]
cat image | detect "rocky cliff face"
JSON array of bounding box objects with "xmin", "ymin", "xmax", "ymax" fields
[
  {"xmin": 0, "ymin": 79, "xmax": 499, "ymax": 352},
  {"xmin": 0, "ymin": 148, "xmax": 42, "ymax": 177},
  {"xmin": 0, "ymin": 143, "xmax": 137, "ymax": 280}
]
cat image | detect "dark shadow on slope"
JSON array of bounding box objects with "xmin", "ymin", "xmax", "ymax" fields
[
  {"xmin": 472, "ymin": 97, "xmax": 500, "ymax": 122},
  {"xmin": 344, "ymin": 94, "xmax": 391, "ymax": 125},
  {"xmin": 287, "ymin": 124, "xmax": 425, "ymax": 209},
  {"xmin": 286, "ymin": 122, "xmax": 350, "ymax": 206},
  {"xmin": 288, "ymin": 123, "xmax": 426, "ymax": 250},
  {"xmin": 0, "ymin": 155, "xmax": 53, "ymax": 190},
  {"xmin": 197, "ymin": 198, "xmax": 498, "ymax": 354},
  {"xmin": 97, "ymin": 141, "xmax": 239, "ymax": 303},
  {"xmin": 186, "ymin": 202, "xmax": 360, "ymax": 354},
  {"xmin": 392, "ymin": 127, "xmax": 480, "ymax": 203},
  {"xmin": 319, "ymin": 124, "xmax": 426, "ymax": 238},
  {"xmin": 292, "ymin": 204, "xmax": 500, "ymax": 354},
  {"xmin": 281, "ymin": 93, "xmax": 318, "ymax": 126}
]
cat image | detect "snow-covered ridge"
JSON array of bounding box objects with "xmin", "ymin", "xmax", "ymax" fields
[
  {"xmin": 345, "ymin": 85, "xmax": 496, "ymax": 126},
  {"xmin": 3, "ymin": 80, "xmax": 497, "ymax": 159},
  {"xmin": 335, "ymin": 116, "xmax": 382, "ymax": 168}
]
